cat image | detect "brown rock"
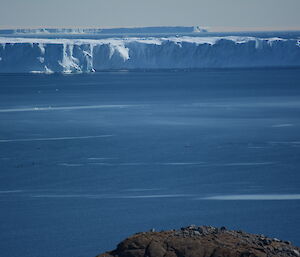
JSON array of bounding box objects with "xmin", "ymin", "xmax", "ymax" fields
[
  {"xmin": 96, "ymin": 226, "xmax": 300, "ymax": 257},
  {"xmin": 146, "ymin": 241, "xmax": 166, "ymax": 257}
]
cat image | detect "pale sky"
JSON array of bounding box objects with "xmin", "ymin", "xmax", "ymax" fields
[{"xmin": 0, "ymin": 0, "xmax": 300, "ymax": 29}]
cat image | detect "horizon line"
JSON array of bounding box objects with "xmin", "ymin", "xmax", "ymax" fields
[{"xmin": 0, "ymin": 25, "xmax": 300, "ymax": 33}]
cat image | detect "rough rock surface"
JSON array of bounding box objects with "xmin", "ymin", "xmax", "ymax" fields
[{"xmin": 96, "ymin": 225, "xmax": 300, "ymax": 257}]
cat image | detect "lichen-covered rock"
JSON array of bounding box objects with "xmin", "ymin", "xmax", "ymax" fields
[{"xmin": 96, "ymin": 225, "xmax": 300, "ymax": 257}]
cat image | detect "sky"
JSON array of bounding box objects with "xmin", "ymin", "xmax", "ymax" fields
[{"xmin": 0, "ymin": 0, "xmax": 300, "ymax": 29}]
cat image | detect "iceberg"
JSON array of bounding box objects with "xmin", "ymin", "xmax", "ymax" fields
[{"xmin": 0, "ymin": 36, "xmax": 299, "ymax": 73}]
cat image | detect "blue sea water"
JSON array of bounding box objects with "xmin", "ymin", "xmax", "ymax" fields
[{"xmin": 0, "ymin": 69, "xmax": 300, "ymax": 257}]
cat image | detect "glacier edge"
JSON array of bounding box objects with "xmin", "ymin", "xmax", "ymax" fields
[{"xmin": 0, "ymin": 36, "xmax": 299, "ymax": 73}]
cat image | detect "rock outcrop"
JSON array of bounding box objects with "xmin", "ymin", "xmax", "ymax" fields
[{"xmin": 96, "ymin": 225, "xmax": 300, "ymax": 257}]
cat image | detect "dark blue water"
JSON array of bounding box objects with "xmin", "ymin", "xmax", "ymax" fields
[{"xmin": 0, "ymin": 69, "xmax": 300, "ymax": 257}]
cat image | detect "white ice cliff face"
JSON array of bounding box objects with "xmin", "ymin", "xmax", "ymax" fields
[{"xmin": 0, "ymin": 36, "xmax": 299, "ymax": 73}]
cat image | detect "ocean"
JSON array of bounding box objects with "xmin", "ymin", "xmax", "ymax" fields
[{"xmin": 0, "ymin": 69, "xmax": 300, "ymax": 257}]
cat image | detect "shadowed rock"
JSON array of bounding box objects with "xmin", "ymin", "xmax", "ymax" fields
[{"xmin": 96, "ymin": 225, "xmax": 300, "ymax": 257}]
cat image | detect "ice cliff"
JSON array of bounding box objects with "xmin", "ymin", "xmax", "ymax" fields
[
  {"xmin": 0, "ymin": 26, "xmax": 205, "ymax": 35},
  {"xmin": 0, "ymin": 36, "xmax": 299, "ymax": 73}
]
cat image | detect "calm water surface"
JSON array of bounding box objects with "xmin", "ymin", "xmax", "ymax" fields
[{"xmin": 0, "ymin": 69, "xmax": 300, "ymax": 257}]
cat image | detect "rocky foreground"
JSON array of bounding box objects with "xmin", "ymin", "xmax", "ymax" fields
[{"xmin": 96, "ymin": 225, "xmax": 300, "ymax": 257}]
